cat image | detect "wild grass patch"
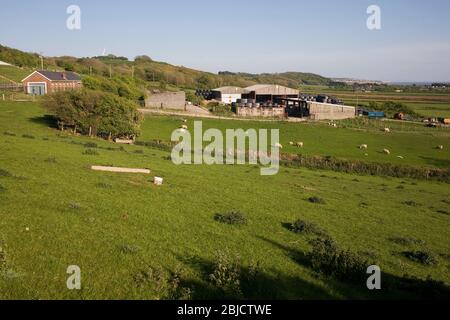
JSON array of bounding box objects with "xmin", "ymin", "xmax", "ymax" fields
[
  {"xmin": 22, "ymin": 134, "xmax": 35, "ymax": 139},
  {"xmin": 214, "ymin": 211, "xmax": 248, "ymax": 226},
  {"xmin": 308, "ymin": 196, "xmax": 326, "ymax": 204},
  {"xmin": 402, "ymin": 250, "xmax": 438, "ymax": 266},
  {"xmin": 288, "ymin": 220, "xmax": 326, "ymax": 237},
  {"xmin": 68, "ymin": 202, "xmax": 82, "ymax": 211},
  {"xmin": 308, "ymin": 237, "xmax": 370, "ymax": 283},
  {"xmin": 3, "ymin": 131, "xmax": 16, "ymax": 137},
  {"xmin": 84, "ymin": 142, "xmax": 98, "ymax": 148},
  {"xmin": 96, "ymin": 182, "xmax": 113, "ymax": 189},
  {"xmin": 0, "ymin": 169, "xmax": 12, "ymax": 178},
  {"xmin": 82, "ymin": 149, "xmax": 99, "ymax": 156},
  {"xmin": 119, "ymin": 244, "xmax": 141, "ymax": 255},
  {"xmin": 402, "ymin": 200, "xmax": 421, "ymax": 207},
  {"xmin": 389, "ymin": 237, "xmax": 426, "ymax": 246}
]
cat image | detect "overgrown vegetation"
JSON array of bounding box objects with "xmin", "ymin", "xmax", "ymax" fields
[
  {"xmin": 402, "ymin": 250, "xmax": 438, "ymax": 266},
  {"xmin": 214, "ymin": 211, "xmax": 248, "ymax": 226},
  {"xmin": 42, "ymin": 89, "xmax": 142, "ymax": 140},
  {"xmin": 288, "ymin": 220, "xmax": 326, "ymax": 237}
]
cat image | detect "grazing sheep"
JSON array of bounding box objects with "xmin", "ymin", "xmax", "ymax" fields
[
  {"xmin": 359, "ymin": 144, "xmax": 368, "ymax": 150},
  {"xmin": 383, "ymin": 149, "xmax": 391, "ymax": 155},
  {"xmin": 274, "ymin": 143, "xmax": 283, "ymax": 149},
  {"xmin": 289, "ymin": 141, "xmax": 294, "ymax": 146},
  {"xmin": 296, "ymin": 142, "xmax": 304, "ymax": 148},
  {"xmin": 437, "ymin": 145, "xmax": 444, "ymax": 150},
  {"xmin": 180, "ymin": 125, "xmax": 188, "ymax": 130},
  {"xmin": 397, "ymin": 156, "xmax": 404, "ymax": 159},
  {"xmin": 332, "ymin": 123, "xmax": 337, "ymax": 128},
  {"xmin": 384, "ymin": 128, "xmax": 391, "ymax": 133}
]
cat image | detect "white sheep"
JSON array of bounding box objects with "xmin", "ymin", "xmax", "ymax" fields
[
  {"xmin": 274, "ymin": 143, "xmax": 283, "ymax": 149},
  {"xmin": 359, "ymin": 144, "xmax": 368, "ymax": 150},
  {"xmin": 384, "ymin": 128, "xmax": 391, "ymax": 133},
  {"xmin": 437, "ymin": 145, "xmax": 444, "ymax": 150},
  {"xmin": 397, "ymin": 156, "xmax": 404, "ymax": 159},
  {"xmin": 296, "ymin": 142, "xmax": 304, "ymax": 148},
  {"xmin": 289, "ymin": 141, "xmax": 294, "ymax": 146},
  {"xmin": 383, "ymin": 149, "xmax": 391, "ymax": 155},
  {"xmin": 180, "ymin": 125, "xmax": 188, "ymax": 130}
]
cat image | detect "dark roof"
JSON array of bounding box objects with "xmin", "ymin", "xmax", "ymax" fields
[{"xmin": 37, "ymin": 70, "xmax": 81, "ymax": 81}]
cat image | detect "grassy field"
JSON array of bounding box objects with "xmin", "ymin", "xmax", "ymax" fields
[
  {"xmin": 0, "ymin": 101, "xmax": 449, "ymax": 300},
  {"xmin": 138, "ymin": 116, "xmax": 450, "ymax": 169},
  {"xmin": 0, "ymin": 66, "xmax": 31, "ymax": 83}
]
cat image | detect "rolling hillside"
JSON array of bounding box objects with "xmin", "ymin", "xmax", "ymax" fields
[{"xmin": 0, "ymin": 44, "xmax": 332, "ymax": 90}]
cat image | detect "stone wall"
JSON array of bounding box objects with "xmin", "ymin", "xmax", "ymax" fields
[
  {"xmin": 308, "ymin": 102, "xmax": 355, "ymax": 120},
  {"xmin": 236, "ymin": 107, "xmax": 285, "ymax": 118},
  {"xmin": 145, "ymin": 91, "xmax": 186, "ymax": 110}
]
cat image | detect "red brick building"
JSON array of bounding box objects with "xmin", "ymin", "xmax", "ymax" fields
[{"xmin": 22, "ymin": 70, "xmax": 82, "ymax": 95}]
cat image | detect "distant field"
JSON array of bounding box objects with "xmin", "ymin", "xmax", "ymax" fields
[
  {"xmin": 0, "ymin": 101, "xmax": 449, "ymax": 300},
  {"xmin": 139, "ymin": 115, "xmax": 450, "ymax": 169},
  {"xmin": 0, "ymin": 66, "xmax": 31, "ymax": 83}
]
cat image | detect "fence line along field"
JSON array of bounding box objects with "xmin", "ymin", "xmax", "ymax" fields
[{"xmin": 0, "ymin": 101, "xmax": 449, "ymax": 299}]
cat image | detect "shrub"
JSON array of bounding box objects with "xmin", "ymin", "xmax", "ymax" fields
[
  {"xmin": 82, "ymin": 149, "xmax": 99, "ymax": 156},
  {"xmin": 308, "ymin": 196, "xmax": 326, "ymax": 204},
  {"xmin": 68, "ymin": 202, "xmax": 82, "ymax": 211},
  {"xmin": 42, "ymin": 89, "xmax": 143, "ymax": 140},
  {"xmin": 22, "ymin": 134, "xmax": 35, "ymax": 139},
  {"xmin": 402, "ymin": 200, "xmax": 420, "ymax": 207},
  {"xmin": 0, "ymin": 169, "xmax": 12, "ymax": 177},
  {"xmin": 119, "ymin": 244, "xmax": 141, "ymax": 255},
  {"xmin": 96, "ymin": 182, "xmax": 112, "ymax": 189},
  {"xmin": 214, "ymin": 211, "xmax": 247, "ymax": 226},
  {"xmin": 3, "ymin": 131, "xmax": 16, "ymax": 137},
  {"xmin": 209, "ymin": 251, "xmax": 242, "ymax": 298},
  {"xmin": 389, "ymin": 237, "xmax": 426, "ymax": 246},
  {"xmin": 84, "ymin": 142, "xmax": 98, "ymax": 148},
  {"xmin": 402, "ymin": 250, "xmax": 438, "ymax": 266},
  {"xmin": 308, "ymin": 237, "xmax": 369, "ymax": 283},
  {"xmin": 133, "ymin": 265, "xmax": 192, "ymax": 300},
  {"xmin": 289, "ymin": 220, "xmax": 326, "ymax": 236}
]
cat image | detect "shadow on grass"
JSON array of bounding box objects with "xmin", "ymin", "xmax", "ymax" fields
[
  {"xmin": 419, "ymin": 156, "xmax": 450, "ymax": 168},
  {"xmin": 257, "ymin": 236, "xmax": 450, "ymax": 300},
  {"xmin": 174, "ymin": 253, "xmax": 334, "ymax": 300},
  {"xmin": 29, "ymin": 115, "xmax": 58, "ymax": 129}
]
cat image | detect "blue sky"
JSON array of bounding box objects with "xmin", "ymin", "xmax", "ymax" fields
[{"xmin": 1, "ymin": 0, "xmax": 450, "ymax": 81}]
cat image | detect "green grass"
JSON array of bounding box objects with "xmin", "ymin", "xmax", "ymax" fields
[
  {"xmin": 0, "ymin": 66, "xmax": 31, "ymax": 83},
  {"xmin": 0, "ymin": 101, "xmax": 449, "ymax": 299},
  {"xmin": 138, "ymin": 116, "xmax": 450, "ymax": 169}
]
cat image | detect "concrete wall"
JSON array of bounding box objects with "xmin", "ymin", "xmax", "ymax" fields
[
  {"xmin": 236, "ymin": 107, "xmax": 285, "ymax": 118},
  {"xmin": 145, "ymin": 91, "xmax": 186, "ymax": 110},
  {"xmin": 308, "ymin": 102, "xmax": 355, "ymax": 120}
]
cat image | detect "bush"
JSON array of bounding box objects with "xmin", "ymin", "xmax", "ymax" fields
[
  {"xmin": 3, "ymin": 131, "xmax": 16, "ymax": 137},
  {"xmin": 289, "ymin": 220, "xmax": 326, "ymax": 236},
  {"xmin": 209, "ymin": 251, "xmax": 242, "ymax": 298},
  {"xmin": 84, "ymin": 142, "xmax": 98, "ymax": 148},
  {"xmin": 402, "ymin": 250, "xmax": 438, "ymax": 266},
  {"xmin": 308, "ymin": 196, "xmax": 326, "ymax": 204},
  {"xmin": 82, "ymin": 149, "xmax": 99, "ymax": 156},
  {"xmin": 214, "ymin": 211, "xmax": 247, "ymax": 226},
  {"xmin": 389, "ymin": 237, "xmax": 425, "ymax": 246},
  {"xmin": 0, "ymin": 169, "xmax": 12, "ymax": 177},
  {"xmin": 308, "ymin": 237, "xmax": 370, "ymax": 283},
  {"xmin": 42, "ymin": 89, "xmax": 143, "ymax": 140},
  {"xmin": 133, "ymin": 265, "xmax": 192, "ymax": 300}
]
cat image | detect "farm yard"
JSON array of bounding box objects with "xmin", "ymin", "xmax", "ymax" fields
[{"xmin": 0, "ymin": 101, "xmax": 449, "ymax": 299}]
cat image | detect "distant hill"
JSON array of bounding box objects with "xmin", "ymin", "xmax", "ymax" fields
[{"xmin": 0, "ymin": 44, "xmax": 332, "ymax": 88}]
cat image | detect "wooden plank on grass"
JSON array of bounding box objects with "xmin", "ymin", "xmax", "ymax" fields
[{"xmin": 91, "ymin": 166, "xmax": 151, "ymax": 174}]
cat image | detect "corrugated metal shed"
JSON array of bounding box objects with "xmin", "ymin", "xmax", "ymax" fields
[
  {"xmin": 244, "ymin": 84, "xmax": 299, "ymax": 95},
  {"xmin": 212, "ymin": 86, "xmax": 248, "ymax": 94}
]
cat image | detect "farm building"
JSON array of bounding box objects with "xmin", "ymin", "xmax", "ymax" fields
[
  {"xmin": 212, "ymin": 86, "xmax": 247, "ymax": 104},
  {"xmin": 22, "ymin": 70, "xmax": 82, "ymax": 95},
  {"xmin": 242, "ymin": 84, "xmax": 300, "ymax": 103},
  {"xmin": 283, "ymin": 98, "xmax": 356, "ymax": 120},
  {"xmin": 145, "ymin": 91, "xmax": 186, "ymax": 110}
]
